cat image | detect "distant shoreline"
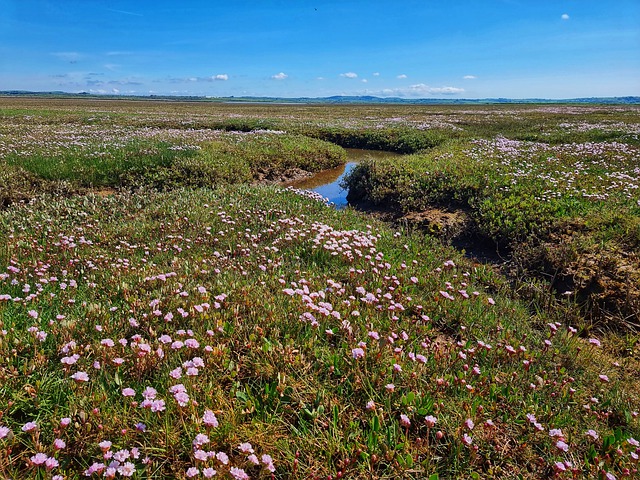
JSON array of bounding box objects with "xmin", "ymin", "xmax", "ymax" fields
[{"xmin": 2, "ymin": 91, "xmax": 639, "ymax": 105}]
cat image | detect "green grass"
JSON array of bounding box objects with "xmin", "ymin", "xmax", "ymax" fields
[
  {"xmin": 1, "ymin": 98, "xmax": 640, "ymax": 478},
  {"xmin": 343, "ymin": 135, "xmax": 640, "ymax": 329},
  {"xmin": 1, "ymin": 186, "xmax": 638, "ymax": 479}
]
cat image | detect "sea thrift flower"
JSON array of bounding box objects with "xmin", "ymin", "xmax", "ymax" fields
[
  {"xmin": 462, "ymin": 434, "xmax": 473, "ymax": 446},
  {"xmin": 118, "ymin": 462, "xmax": 135, "ymax": 476},
  {"xmin": 122, "ymin": 388, "xmax": 136, "ymax": 397},
  {"xmin": 216, "ymin": 452, "xmax": 229, "ymax": 464},
  {"xmin": 0, "ymin": 426, "xmax": 11, "ymax": 439},
  {"xmin": 30, "ymin": 452, "xmax": 49, "ymax": 465},
  {"xmin": 193, "ymin": 434, "xmax": 210, "ymax": 449},
  {"xmin": 239, "ymin": 442, "xmax": 254, "ymax": 453},
  {"xmin": 262, "ymin": 453, "xmax": 275, "ymax": 472},
  {"xmin": 203, "ymin": 467, "xmax": 217, "ymax": 478},
  {"xmin": 54, "ymin": 438, "xmax": 66, "ymax": 450},
  {"xmin": 84, "ymin": 463, "xmax": 105, "ymax": 476},
  {"xmin": 186, "ymin": 467, "xmax": 199, "ymax": 478},
  {"xmin": 22, "ymin": 422, "xmax": 37, "ymax": 432},
  {"xmin": 230, "ymin": 467, "xmax": 249, "ymax": 480},
  {"xmin": 351, "ymin": 347, "xmax": 365, "ymax": 359},
  {"xmin": 549, "ymin": 428, "xmax": 563, "ymax": 438},
  {"xmin": 142, "ymin": 387, "xmax": 157, "ymax": 400},
  {"xmin": 400, "ymin": 414, "xmax": 411, "ymax": 427},
  {"xmin": 586, "ymin": 429, "xmax": 599, "ymax": 440},
  {"xmin": 425, "ymin": 415, "xmax": 437, "ymax": 428},
  {"xmin": 99, "ymin": 440, "xmax": 112, "ymax": 451},
  {"xmin": 203, "ymin": 410, "xmax": 219, "ymax": 428},
  {"xmin": 71, "ymin": 371, "xmax": 89, "ymax": 382}
]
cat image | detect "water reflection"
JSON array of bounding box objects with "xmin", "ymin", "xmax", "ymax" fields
[{"xmin": 285, "ymin": 149, "xmax": 398, "ymax": 209}]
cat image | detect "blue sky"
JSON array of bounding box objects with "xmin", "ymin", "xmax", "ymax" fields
[{"xmin": 1, "ymin": 0, "xmax": 639, "ymax": 98}]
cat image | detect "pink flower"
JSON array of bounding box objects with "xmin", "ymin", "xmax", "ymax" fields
[
  {"xmin": 424, "ymin": 415, "xmax": 437, "ymax": 428},
  {"xmin": 239, "ymin": 442, "xmax": 253, "ymax": 453},
  {"xmin": 216, "ymin": 452, "xmax": 229, "ymax": 464},
  {"xmin": 585, "ymin": 429, "xmax": 599, "ymax": 440},
  {"xmin": 99, "ymin": 440, "xmax": 112, "ymax": 451},
  {"xmin": 186, "ymin": 467, "xmax": 199, "ymax": 478},
  {"xmin": 462, "ymin": 433, "xmax": 473, "ymax": 446},
  {"xmin": 385, "ymin": 383, "xmax": 395, "ymax": 392},
  {"xmin": 45, "ymin": 457, "xmax": 59, "ymax": 470},
  {"xmin": 122, "ymin": 388, "xmax": 136, "ymax": 397},
  {"xmin": 117, "ymin": 462, "xmax": 135, "ymax": 477},
  {"xmin": 400, "ymin": 414, "xmax": 411, "ymax": 427},
  {"xmin": 0, "ymin": 426, "xmax": 11, "ymax": 439},
  {"xmin": 71, "ymin": 371, "xmax": 89, "ymax": 382},
  {"xmin": 22, "ymin": 421, "xmax": 37, "ymax": 432},
  {"xmin": 30, "ymin": 452, "xmax": 49, "ymax": 465},
  {"xmin": 203, "ymin": 410, "xmax": 219, "ymax": 428},
  {"xmin": 203, "ymin": 467, "xmax": 217, "ymax": 478},
  {"xmin": 150, "ymin": 399, "xmax": 166, "ymax": 412},
  {"xmin": 262, "ymin": 453, "xmax": 275, "ymax": 472},
  {"xmin": 193, "ymin": 434, "xmax": 210, "ymax": 448},
  {"xmin": 230, "ymin": 467, "xmax": 249, "ymax": 480},
  {"xmin": 54, "ymin": 438, "xmax": 66, "ymax": 450},
  {"xmin": 142, "ymin": 387, "xmax": 157, "ymax": 400},
  {"xmin": 351, "ymin": 347, "xmax": 365, "ymax": 359},
  {"xmin": 549, "ymin": 428, "xmax": 563, "ymax": 438},
  {"xmin": 556, "ymin": 440, "xmax": 569, "ymax": 452},
  {"xmin": 174, "ymin": 391, "xmax": 190, "ymax": 406}
]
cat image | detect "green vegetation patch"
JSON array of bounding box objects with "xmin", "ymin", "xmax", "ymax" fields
[
  {"xmin": 344, "ymin": 136, "xmax": 640, "ymax": 329},
  {"xmin": 0, "ymin": 186, "xmax": 638, "ymax": 479}
]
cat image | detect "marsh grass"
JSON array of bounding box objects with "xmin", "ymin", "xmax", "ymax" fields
[
  {"xmin": 1, "ymin": 98, "xmax": 640, "ymax": 478},
  {"xmin": 1, "ymin": 186, "xmax": 639, "ymax": 479}
]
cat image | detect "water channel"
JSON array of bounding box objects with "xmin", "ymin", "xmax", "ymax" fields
[{"xmin": 284, "ymin": 148, "xmax": 400, "ymax": 208}]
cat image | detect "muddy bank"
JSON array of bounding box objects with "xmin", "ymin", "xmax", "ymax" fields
[{"xmin": 347, "ymin": 191, "xmax": 640, "ymax": 331}]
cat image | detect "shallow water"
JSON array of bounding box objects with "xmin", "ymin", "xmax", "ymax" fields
[{"xmin": 286, "ymin": 148, "xmax": 399, "ymax": 208}]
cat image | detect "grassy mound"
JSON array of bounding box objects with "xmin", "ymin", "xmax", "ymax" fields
[{"xmin": 344, "ymin": 137, "xmax": 640, "ymax": 329}]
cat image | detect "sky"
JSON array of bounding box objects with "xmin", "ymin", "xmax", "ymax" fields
[{"xmin": 1, "ymin": 0, "xmax": 639, "ymax": 99}]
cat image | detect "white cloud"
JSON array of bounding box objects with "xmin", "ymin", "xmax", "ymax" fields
[
  {"xmin": 561, "ymin": 13, "xmax": 570, "ymax": 20},
  {"xmin": 368, "ymin": 83, "xmax": 465, "ymax": 97},
  {"xmin": 362, "ymin": 79, "xmax": 368, "ymax": 83},
  {"xmin": 397, "ymin": 74, "xmax": 407, "ymax": 79},
  {"xmin": 463, "ymin": 75, "xmax": 477, "ymax": 80},
  {"xmin": 213, "ymin": 74, "xmax": 228, "ymax": 81},
  {"xmin": 271, "ymin": 72, "xmax": 288, "ymax": 80},
  {"xmin": 372, "ymin": 72, "xmax": 380, "ymax": 76},
  {"xmin": 340, "ymin": 72, "xmax": 358, "ymax": 78},
  {"xmin": 427, "ymin": 86, "xmax": 465, "ymax": 95}
]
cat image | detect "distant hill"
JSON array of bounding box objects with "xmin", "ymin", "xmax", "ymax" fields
[{"xmin": 1, "ymin": 90, "xmax": 639, "ymax": 105}]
